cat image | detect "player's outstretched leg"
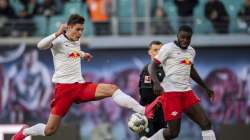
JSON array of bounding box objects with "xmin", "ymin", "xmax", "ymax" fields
[
  {"xmin": 12, "ymin": 114, "xmax": 62, "ymax": 140},
  {"xmin": 95, "ymin": 83, "xmax": 156, "ymax": 115},
  {"xmin": 185, "ymin": 104, "xmax": 216, "ymax": 140}
]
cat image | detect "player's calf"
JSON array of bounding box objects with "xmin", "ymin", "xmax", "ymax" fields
[
  {"xmin": 200, "ymin": 119, "xmax": 212, "ymax": 130},
  {"xmin": 44, "ymin": 125, "xmax": 58, "ymax": 136},
  {"xmin": 163, "ymin": 128, "xmax": 179, "ymax": 139}
]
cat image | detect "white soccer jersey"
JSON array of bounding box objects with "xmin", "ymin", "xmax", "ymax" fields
[
  {"xmin": 155, "ymin": 42, "xmax": 196, "ymax": 92},
  {"xmin": 50, "ymin": 34, "xmax": 85, "ymax": 83}
]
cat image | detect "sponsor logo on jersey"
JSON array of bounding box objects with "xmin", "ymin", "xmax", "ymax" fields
[
  {"xmin": 144, "ymin": 75, "xmax": 151, "ymax": 83},
  {"xmin": 180, "ymin": 58, "xmax": 192, "ymax": 65}
]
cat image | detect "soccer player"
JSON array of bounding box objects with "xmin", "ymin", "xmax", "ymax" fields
[
  {"xmin": 138, "ymin": 41, "xmax": 166, "ymax": 137},
  {"xmin": 11, "ymin": 14, "xmax": 150, "ymax": 140},
  {"xmin": 142, "ymin": 25, "xmax": 216, "ymax": 140}
]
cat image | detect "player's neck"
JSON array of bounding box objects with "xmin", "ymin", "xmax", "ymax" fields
[
  {"xmin": 64, "ymin": 32, "xmax": 74, "ymax": 42},
  {"xmin": 174, "ymin": 41, "xmax": 188, "ymax": 50}
]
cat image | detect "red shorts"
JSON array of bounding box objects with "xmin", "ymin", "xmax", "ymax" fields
[
  {"xmin": 161, "ymin": 90, "xmax": 200, "ymax": 121},
  {"xmin": 51, "ymin": 82, "xmax": 97, "ymax": 116}
]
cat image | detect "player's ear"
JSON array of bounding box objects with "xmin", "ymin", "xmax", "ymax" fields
[
  {"xmin": 147, "ymin": 50, "xmax": 151, "ymax": 56},
  {"xmin": 67, "ymin": 24, "xmax": 73, "ymax": 30}
]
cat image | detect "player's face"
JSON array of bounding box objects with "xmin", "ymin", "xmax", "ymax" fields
[
  {"xmin": 68, "ymin": 23, "xmax": 84, "ymax": 41},
  {"xmin": 148, "ymin": 44, "xmax": 162, "ymax": 60},
  {"xmin": 177, "ymin": 31, "xmax": 192, "ymax": 49}
]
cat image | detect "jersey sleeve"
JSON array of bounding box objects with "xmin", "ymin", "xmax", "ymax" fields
[
  {"xmin": 154, "ymin": 44, "xmax": 171, "ymax": 64},
  {"xmin": 51, "ymin": 37, "xmax": 62, "ymax": 48},
  {"xmin": 37, "ymin": 33, "xmax": 56, "ymax": 50}
]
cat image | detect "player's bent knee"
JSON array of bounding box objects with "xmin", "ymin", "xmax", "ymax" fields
[
  {"xmin": 110, "ymin": 84, "xmax": 118, "ymax": 90},
  {"xmin": 108, "ymin": 84, "xmax": 119, "ymax": 93},
  {"xmin": 99, "ymin": 84, "xmax": 119, "ymax": 97},
  {"xmin": 44, "ymin": 126, "xmax": 58, "ymax": 136}
]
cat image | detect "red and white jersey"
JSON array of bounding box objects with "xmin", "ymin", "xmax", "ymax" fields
[
  {"xmin": 154, "ymin": 42, "xmax": 196, "ymax": 92},
  {"xmin": 51, "ymin": 34, "xmax": 85, "ymax": 83}
]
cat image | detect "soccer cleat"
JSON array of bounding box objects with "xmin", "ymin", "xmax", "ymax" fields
[
  {"xmin": 144, "ymin": 96, "xmax": 162, "ymax": 119},
  {"xmin": 11, "ymin": 125, "xmax": 29, "ymax": 140}
]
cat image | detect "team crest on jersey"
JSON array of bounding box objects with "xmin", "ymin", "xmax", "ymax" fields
[
  {"xmin": 180, "ymin": 57, "xmax": 192, "ymax": 65},
  {"xmin": 144, "ymin": 75, "xmax": 151, "ymax": 83},
  {"xmin": 68, "ymin": 51, "xmax": 80, "ymax": 59}
]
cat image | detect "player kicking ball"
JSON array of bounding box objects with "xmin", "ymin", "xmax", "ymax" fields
[
  {"xmin": 11, "ymin": 14, "xmax": 155, "ymax": 140},
  {"xmin": 141, "ymin": 25, "xmax": 216, "ymax": 140}
]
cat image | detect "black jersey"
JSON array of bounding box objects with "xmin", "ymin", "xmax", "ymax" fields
[
  {"xmin": 139, "ymin": 64, "xmax": 165, "ymax": 106},
  {"xmin": 138, "ymin": 64, "xmax": 166, "ymax": 137}
]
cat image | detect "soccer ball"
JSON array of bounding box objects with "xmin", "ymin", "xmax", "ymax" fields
[{"xmin": 128, "ymin": 113, "xmax": 148, "ymax": 134}]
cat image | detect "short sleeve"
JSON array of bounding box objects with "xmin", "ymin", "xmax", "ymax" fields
[
  {"xmin": 154, "ymin": 44, "xmax": 171, "ymax": 64},
  {"xmin": 51, "ymin": 37, "xmax": 64, "ymax": 50}
]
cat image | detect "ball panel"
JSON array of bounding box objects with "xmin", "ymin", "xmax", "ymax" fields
[{"xmin": 128, "ymin": 113, "xmax": 148, "ymax": 134}]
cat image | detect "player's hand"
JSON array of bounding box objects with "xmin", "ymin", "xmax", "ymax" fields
[
  {"xmin": 83, "ymin": 53, "xmax": 93, "ymax": 62},
  {"xmin": 205, "ymin": 88, "xmax": 214, "ymax": 102},
  {"xmin": 153, "ymin": 83, "xmax": 164, "ymax": 96},
  {"xmin": 55, "ymin": 24, "xmax": 67, "ymax": 37}
]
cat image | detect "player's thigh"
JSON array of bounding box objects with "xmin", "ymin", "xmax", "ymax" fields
[
  {"xmin": 45, "ymin": 114, "xmax": 62, "ymax": 135},
  {"xmin": 95, "ymin": 83, "xmax": 118, "ymax": 99},
  {"xmin": 161, "ymin": 93, "xmax": 182, "ymax": 121},
  {"xmin": 185, "ymin": 104, "xmax": 211, "ymax": 129}
]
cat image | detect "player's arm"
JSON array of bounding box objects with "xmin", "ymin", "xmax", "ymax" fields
[
  {"xmin": 148, "ymin": 60, "xmax": 161, "ymax": 85},
  {"xmin": 148, "ymin": 44, "xmax": 168, "ymax": 95},
  {"xmin": 148, "ymin": 60, "xmax": 164, "ymax": 95},
  {"xmin": 190, "ymin": 64, "xmax": 214, "ymax": 99},
  {"xmin": 81, "ymin": 52, "xmax": 92, "ymax": 62},
  {"xmin": 37, "ymin": 24, "xmax": 67, "ymax": 50}
]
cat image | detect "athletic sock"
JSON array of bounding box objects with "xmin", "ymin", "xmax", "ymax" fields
[
  {"xmin": 23, "ymin": 123, "xmax": 46, "ymax": 136},
  {"xmin": 202, "ymin": 130, "xmax": 216, "ymax": 140},
  {"xmin": 112, "ymin": 89, "xmax": 145, "ymax": 114}
]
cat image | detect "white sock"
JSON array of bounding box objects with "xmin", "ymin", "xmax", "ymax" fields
[
  {"xmin": 23, "ymin": 123, "xmax": 46, "ymax": 136},
  {"xmin": 112, "ymin": 89, "xmax": 145, "ymax": 114},
  {"xmin": 148, "ymin": 128, "xmax": 164, "ymax": 140},
  {"xmin": 202, "ymin": 130, "xmax": 216, "ymax": 140}
]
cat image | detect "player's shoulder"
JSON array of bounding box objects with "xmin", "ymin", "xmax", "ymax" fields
[
  {"xmin": 187, "ymin": 45, "xmax": 195, "ymax": 50},
  {"xmin": 52, "ymin": 34, "xmax": 66, "ymax": 47},
  {"xmin": 188, "ymin": 45, "xmax": 196, "ymax": 55},
  {"xmin": 188, "ymin": 45, "xmax": 195, "ymax": 51},
  {"xmin": 141, "ymin": 64, "xmax": 149, "ymax": 73},
  {"xmin": 162, "ymin": 42, "xmax": 175, "ymax": 48},
  {"xmin": 161, "ymin": 42, "xmax": 175, "ymax": 51},
  {"xmin": 54, "ymin": 34, "xmax": 65, "ymax": 42}
]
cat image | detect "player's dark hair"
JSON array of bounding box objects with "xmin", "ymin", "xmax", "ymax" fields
[
  {"xmin": 149, "ymin": 40, "xmax": 163, "ymax": 49},
  {"xmin": 178, "ymin": 25, "xmax": 193, "ymax": 35},
  {"xmin": 67, "ymin": 14, "xmax": 85, "ymax": 25}
]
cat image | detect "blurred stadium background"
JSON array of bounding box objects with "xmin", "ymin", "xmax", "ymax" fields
[{"xmin": 1, "ymin": 0, "xmax": 250, "ymax": 140}]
